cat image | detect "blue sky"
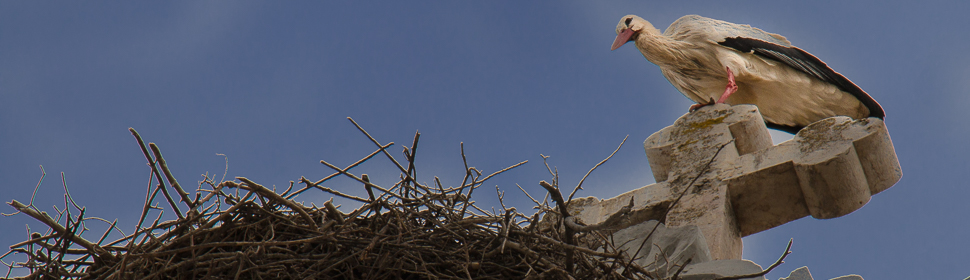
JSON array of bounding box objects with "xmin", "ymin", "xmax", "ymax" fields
[{"xmin": 2, "ymin": 2, "xmax": 968, "ymax": 279}]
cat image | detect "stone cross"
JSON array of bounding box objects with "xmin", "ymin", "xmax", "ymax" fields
[{"xmin": 568, "ymin": 104, "xmax": 901, "ymax": 260}]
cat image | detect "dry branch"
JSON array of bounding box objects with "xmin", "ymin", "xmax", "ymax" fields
[
  {"xmin": 4, "ymin": 124, "xmax": 661, "ymax": 280},
  {"xmin": 7, "ymin": 120, "xmax": 790, "ymax": 280},
  {"xmin": 713, "ymin": 239, "xmax": 793, "ymax": 280}
]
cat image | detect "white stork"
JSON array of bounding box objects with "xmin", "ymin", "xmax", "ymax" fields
[{"xmin": 611, "ymin": 15, "xmax": 884, "ymax": 133}]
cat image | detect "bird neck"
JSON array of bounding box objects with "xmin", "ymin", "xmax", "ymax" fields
[{"xmin": 634, "ymin": 29, "xmax": 692, "ymax": 67}]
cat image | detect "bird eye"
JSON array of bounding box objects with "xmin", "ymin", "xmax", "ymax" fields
[{"xmin": 625, "ymin": 18, "xmax": 632, "ymax": 26}]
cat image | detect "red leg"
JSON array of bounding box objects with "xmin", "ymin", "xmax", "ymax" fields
[
  {"xmin": 716, "ymin": 66, "xmax": 738, "ymax": 104},
  {"xmin": 689, "ymin": 67, "xmax": 738, "ymax": 112}
]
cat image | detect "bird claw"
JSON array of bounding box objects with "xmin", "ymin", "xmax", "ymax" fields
[
  {"xmin": 690, "ymin": 67, "xmax": 737, "ymax": 113},
  {"xmin": 688, "ymin": 98, "xmax": 717, "ymax": 112}
]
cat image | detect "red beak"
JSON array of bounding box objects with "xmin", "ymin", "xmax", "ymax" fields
[{"xmin": 611, "ymin": 28, "xmax": 634, "ymax": 51}]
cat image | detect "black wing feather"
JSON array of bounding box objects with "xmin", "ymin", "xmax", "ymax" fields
[{"xmin": 718, "ymin": 37, "xmax": 885, "ymax": 119}]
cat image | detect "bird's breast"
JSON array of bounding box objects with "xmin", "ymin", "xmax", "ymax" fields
[{"xmin": 663, "ymin": 49, "xmax": 869, "ymax": 128}]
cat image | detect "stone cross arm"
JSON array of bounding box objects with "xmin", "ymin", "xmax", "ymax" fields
[
  {"xmin": 569, "ymin": 104, "xmax": 901, "ymax": 260},
  {"xmin": 720, "ymin": 110, "xmax": 901, "ymax": 236}
]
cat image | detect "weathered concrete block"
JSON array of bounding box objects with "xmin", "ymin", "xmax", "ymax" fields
[
  {"xmin": 830, "ymin": 275, "xmax": 863, "ymax": 280},
  {"xmin": 613, "ymin": 220, "xmax": 711, "ymax": 276},
  {"xmin": 678, "ymin": 259, "xmax": 765, "ymax": 280},
  {"xmin": 779, "ymin": 266, "xmax": 865, "ymax": 280},
  {"xmin": 564, "ymin": 104, "xmax": 901, "ymax": 261},
  {"xmin": 780, "ymin": 266, "xmax": 813, "ymax": 280},
  {"xmin": 725, "ymin": 112, "xmax": 902, "ymax": 234}
]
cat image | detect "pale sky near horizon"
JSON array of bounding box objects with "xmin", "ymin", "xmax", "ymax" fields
[{"xmin": 2, "ymin": 2, "xmax": 968, "ymax": 279}]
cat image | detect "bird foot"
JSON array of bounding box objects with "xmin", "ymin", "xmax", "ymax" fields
[
  {"xmin": 688, "ymin": 98, "xmax": 717, "ymax": 112},
  {"xmin": 691, "ymin": 66, "xmax": 739, "ymax": 113}
]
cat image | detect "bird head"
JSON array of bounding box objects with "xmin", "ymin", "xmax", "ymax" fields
[{"xmin": 612, "ymin": 15, "xmax": 652, "ymax": 51}]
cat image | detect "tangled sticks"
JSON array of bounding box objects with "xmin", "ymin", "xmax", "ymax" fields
[{"xmin": 3, "ymin": 118, "xmax": 670, "ymax": 280}]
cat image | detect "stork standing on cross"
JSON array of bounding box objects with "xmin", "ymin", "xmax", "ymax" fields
[{"xmin": 611, "ymin": 14, "xmax": 885, "ymax": 134}]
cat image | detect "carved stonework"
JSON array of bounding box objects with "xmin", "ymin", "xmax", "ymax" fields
[{"xmin": 568, "ymin": 104, "xmax": 901, "ymax": 260}]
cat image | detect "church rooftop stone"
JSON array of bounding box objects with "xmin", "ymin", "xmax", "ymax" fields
[{"xmin": 567, "ymin": 103, "xmax": 901, "ymax": 260}]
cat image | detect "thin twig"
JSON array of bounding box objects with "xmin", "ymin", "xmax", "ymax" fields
[
  {"xmin": 285, "ymin": 142, "xmax": 392, "ymax": 199},
  {"xmin": 569, "ymin": 135, "xmax": 627, "ymax": 202},
  {"xmin": 6, "ymin": 200, "xmax": 113, "ymax": 262},
  {"xmin": 713, "ymin": 239, "xmax": 793, "ymax": 280},
  {"xmin": 129, "ymin": 170, "xmax": 161, "ymax": 249},
  {"xmin": 235, "ymin": 177, "xmax": 317, "ymax": 228},
  {"xmin": 318, "ymin": 159, "xmax": 408, "ymax": 201},
  {"xmin": 298, "ymin": 177, "xmax": 370, "ymax": 203},
  {"xmin": 403, "ymin": 131, "xmax": 421, "ymax": 198},
  {"xmin": 470, "ymin": 161, "xmax": 528, "ymax": 187},
  {"xmin": 537, "ymin": 180, "xmax": 574, "ymax": 273},
  {"xmin": 671, "ymin": 257, "xmax": 692, "ymax": 280},
  {"xmin": 347, "ymin": 117, "xmax": 414, "ymax": 182},
  {"xmin": 129, "ymin": 128, "xmax": 184, "ymax": 220},
  {"xmin": 149, "ymin": 143, "xmax": 195, "ymax": 210}
]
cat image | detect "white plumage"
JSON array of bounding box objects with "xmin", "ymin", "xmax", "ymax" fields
[{"xmin": 612, "ymin": 15, "xmax": 884, "ymax": 133}]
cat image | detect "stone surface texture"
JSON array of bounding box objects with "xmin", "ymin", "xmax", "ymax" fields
[
  {"xmin": 779, "ymin": 266, "xmax": 866, "ymax": 280},
  {"xmin": 830, "ymin": 275, "xmax": 864, "ymax": 280},
  {"xmin": 679, "ymin": 259, "xmax": 765, "ymax": 280},
  {"xmin": 612, "ymin": 220, "xmax": 711, "ymax": 276},
  {"xmin": 566, "ymin": 104, "xmax": 900, "ymax": 260},
  {"xmin": 780, "ymin": 266, "xmax": 814, "ymax": 280}
]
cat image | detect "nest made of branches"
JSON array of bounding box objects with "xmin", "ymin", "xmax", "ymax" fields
[{"xmin": 3, "ymin": 118, "xmax": 663, "ymax": 280}]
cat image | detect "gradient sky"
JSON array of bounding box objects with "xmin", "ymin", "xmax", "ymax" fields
[{"xmin": 2, "ymin": 2, "xmax": 968, "ymax": 279}]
